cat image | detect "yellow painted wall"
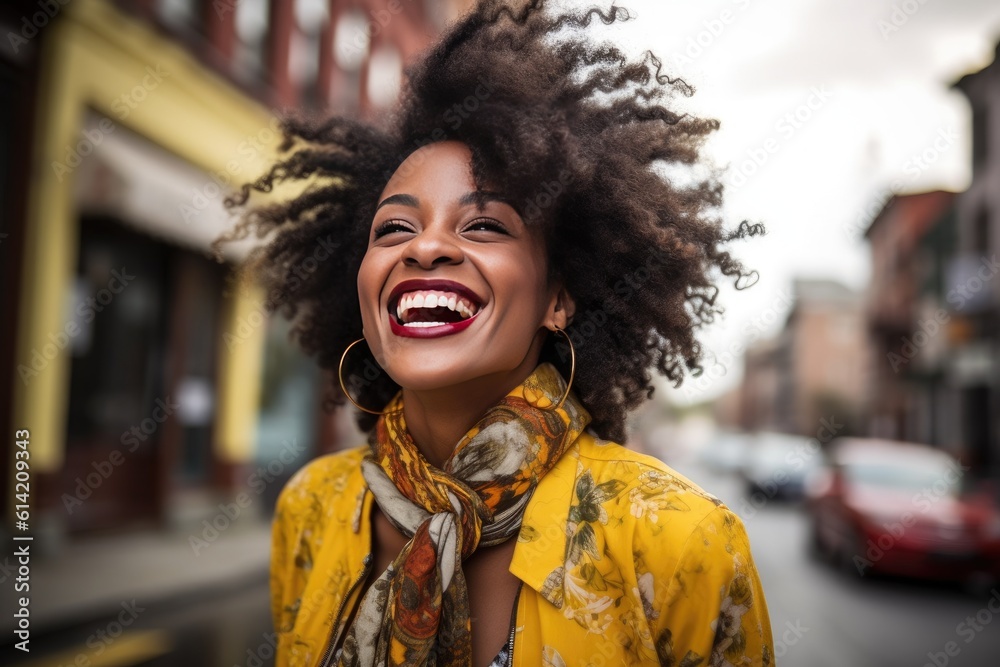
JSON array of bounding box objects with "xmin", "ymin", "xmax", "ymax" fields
[
  {"xmin": 12, "ymin": 0, "xmax": 275, "ymax": 472},
  {"xmin": 215, "ymin": 282, "xmax": 269, "ymax": 464}
]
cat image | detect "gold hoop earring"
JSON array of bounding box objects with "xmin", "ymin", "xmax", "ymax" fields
[
  {"xmin": 545, "ymin": 326, "xmax": 576, "ymax": 412},
  {"xmin": 338, "ymin": 338, "xmax": 387, "ymax": 415}
]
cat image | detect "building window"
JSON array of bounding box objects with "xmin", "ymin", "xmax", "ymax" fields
[
  {"xmin": 367, "ymin": 45, "xmax": 403, "ymax": 109},
  {"xmin": 291, "ymin": 0, "xmax": 328, "ymax": 105},
  {"xmin": 334, "ymin": 8, "xmax": 370, "ymax": 71},
  {"xmin": 234, "ymin": 0, "xmax": 270, "ymax": 83},
  {"xmin": 331, "ymin": 68, "xmax": 361, "ymax": 114},
  {"xmin": 158, "ymin": 0, "xmax": 204, "ymax": 36},
  {"xmin": 330, "ymin": 8, "xmax": 370, "ymax": 113}
]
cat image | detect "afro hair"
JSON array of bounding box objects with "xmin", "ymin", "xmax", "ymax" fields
[{"xmin": 216, "ymin": 0, "xmax": 763, "ymax": 443}]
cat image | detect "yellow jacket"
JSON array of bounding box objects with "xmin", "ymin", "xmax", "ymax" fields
[{"xmin": 271, "ymin": 430, "xmax": 774, "ymax": 666}]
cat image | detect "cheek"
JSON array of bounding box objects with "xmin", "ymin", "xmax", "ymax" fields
[
  {"xmin": 356, "ymin": 254, "xmax": 383, "ymax": 324},
  {"xmin": 496, "ymin": 260, "xmax": 551, "ymax": 325}
]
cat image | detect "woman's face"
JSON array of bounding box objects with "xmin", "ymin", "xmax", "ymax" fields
[{"xmin": 357, "ymin": 140, "xmax": 572, "ymax": 393}]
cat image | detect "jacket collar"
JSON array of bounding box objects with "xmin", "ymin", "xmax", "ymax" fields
[{"xmin": 507, "ymin": 438, "xmax": 577, "ymax": 608}]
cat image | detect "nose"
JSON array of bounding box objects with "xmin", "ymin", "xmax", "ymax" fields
[{"xmin": 402, "ymin": 225, "xmax": 463, "ymax": 269}]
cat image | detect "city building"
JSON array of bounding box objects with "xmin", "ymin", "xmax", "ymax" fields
[
  {"xmin": 863, "ymin": 190, "xmax": 957, "ymax": 446},
  {"xmin": 738, "ymin": 279, "xmax": 870, "ymax": 438},
  {"xmin": 2, "ymin": 0, "xmax": 473, "ymax": 542},
  {"xmin": 950, "ymin": 41, "xmax": 1000, "ymax": 475},
  {"xmin": 733, "ymin": 336, "xmax": 782, "ymax": 433}
]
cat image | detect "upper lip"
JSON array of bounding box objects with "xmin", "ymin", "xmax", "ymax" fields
[{"xmin": 386, "ymin": 278, "xmax": 485, "ymax": 316}]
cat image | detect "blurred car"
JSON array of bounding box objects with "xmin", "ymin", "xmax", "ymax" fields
[
  {"xmin": 697, "ymin": 431, "xmax": 751, "ymax": 474},
  {"xmin": 740, "ymin": 431, "xmax": 821, "ymax": 501},
  {"xmin": 805, "ymin": 437, "xmax": 1000, "ymax": 583}
]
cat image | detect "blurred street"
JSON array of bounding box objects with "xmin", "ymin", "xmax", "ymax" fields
[
  {"xmin": 675, "ymin": 451, "xmax": 1000, "ymax": 667},
  {"xmin": 0, "ymin": 571, "xmax": 273, "ymax": 667}
]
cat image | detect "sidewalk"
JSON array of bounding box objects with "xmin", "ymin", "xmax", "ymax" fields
[{"xmin": 5, "ymin": 517, "xmax": 272, "ymax": 634}]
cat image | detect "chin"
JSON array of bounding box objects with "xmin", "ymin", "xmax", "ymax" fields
[{"xmin": 383, "ymin": 357, "xmax": 484, "ymax": 392}]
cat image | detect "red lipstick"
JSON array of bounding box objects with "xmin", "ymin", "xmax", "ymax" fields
[
  {"xmin": 386, "ymin": 278, "xmax": 485, "ymax": 339},
  {"xmin": 389, "ymin": 309, "xmax": 482, "ymax": 338}
]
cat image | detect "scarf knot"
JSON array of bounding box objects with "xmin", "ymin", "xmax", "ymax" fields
[{"xmin": 336, "ymin": 362, "xmax": 590, "ymax": 667}]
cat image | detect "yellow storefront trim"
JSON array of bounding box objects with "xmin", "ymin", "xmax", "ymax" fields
[
  {"xmin": 13, "ymin": 0, "xmax": 277, "ymax": 472},
  {"xmin": 216, "ymin": 282, "xmax": 268, "ymax": 464}
]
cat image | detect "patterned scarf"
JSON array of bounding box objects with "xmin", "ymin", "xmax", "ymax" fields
[{"xmin": 335, "ymin": 362, "xmax": 591, "ymax": 667}]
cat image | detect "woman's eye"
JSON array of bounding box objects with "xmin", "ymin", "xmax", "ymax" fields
[
  {"xmin": 372, "ymin": 220, "xmax": 413, "ymax": 239},
  {"xmin": 463, "ymin": 218, "xmax": 509, "ymax": 234}
]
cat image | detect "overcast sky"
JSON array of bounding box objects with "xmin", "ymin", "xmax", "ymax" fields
[{"xmin": 570, "ymin": 0, "xmax": 1000, "ymax": 405}]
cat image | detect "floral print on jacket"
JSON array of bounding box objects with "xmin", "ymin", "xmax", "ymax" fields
[{"xmin": 270, "ymin": 429, "xmax": 774, "ymax": 666}]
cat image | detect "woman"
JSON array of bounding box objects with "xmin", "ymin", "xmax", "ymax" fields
[{"xmin": 220, "ymin": 1, "xmax": 773, "ymax": 665}]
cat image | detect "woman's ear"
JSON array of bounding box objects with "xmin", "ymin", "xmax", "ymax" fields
[{"xmin": 545, "ymin": 285, "xmax": 576, "ymax": 330}]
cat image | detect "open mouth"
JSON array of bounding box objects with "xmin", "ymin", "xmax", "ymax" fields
[{"xmin": 389, "ymin": 289, "xmax": 482, "ymax": 329}]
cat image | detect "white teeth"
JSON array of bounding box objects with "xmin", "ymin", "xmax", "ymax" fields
[
  {"xmin": 402, "ymin": 321, "xmax": 447, "ymax": 328},
  {"xmin": 394, "ymin": 289, "xmax": 481, "ymax": 324}
]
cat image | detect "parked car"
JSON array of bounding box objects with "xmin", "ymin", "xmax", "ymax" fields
[
  {"xmin": 805, "ymin": 437, "xmax": 1000, "ymax": 583},
  {"xmin": 740, "ymin": 431, "xmax": 821, "ymax": 501},
  {"xmin": 697, "ymin": 430, "xmax": 751, "ymax": 475}
]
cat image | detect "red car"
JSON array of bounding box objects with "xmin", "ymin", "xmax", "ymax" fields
[{"xmin": 805, "ymin": 437, "xmax": 1000, "ymax": 583}]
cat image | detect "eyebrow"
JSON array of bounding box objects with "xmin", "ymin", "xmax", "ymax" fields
[{"xmin": 374, "ymin": 190, "xmax": 515, "ymax": 213}]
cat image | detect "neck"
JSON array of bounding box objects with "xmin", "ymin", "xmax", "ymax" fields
[{"xmin": 401, "ymin": 354, "xmax": 544, "ymax": 469}]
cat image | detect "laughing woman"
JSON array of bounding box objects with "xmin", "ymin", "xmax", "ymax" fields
[{"xmin": 219, "ymin": 1, "xmax": 773, "ymax": 665}]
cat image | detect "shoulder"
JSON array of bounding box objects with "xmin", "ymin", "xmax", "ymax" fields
[
  {"xmin": 282, "ymin": 444, "xmax": 366, "ymax": 494},
  {"xmin": 569, "ymin": 428, "xmax": 728, "ymax": 527},
  {"xmin": 562, "ymin": 429, "xmax": 751, "ymax": 583},
  {"xmin": 273, "ymin": 444, "xmax": 367, "ymax": 528},
  {"xmin": 529, "ymin": 431, "xmax": 770, "ymax": 664}
]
